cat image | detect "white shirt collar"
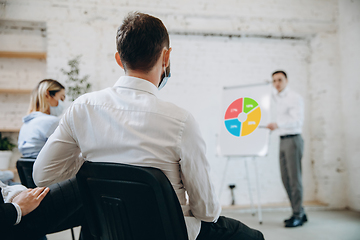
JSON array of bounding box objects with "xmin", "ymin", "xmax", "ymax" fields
[
  {"xmin": 277, "ymin": 86, "xmax": 290, "ymax": 97},
  {"xmin": 113, "ymin": 76, "xmax": 159, "ymax": 97}
]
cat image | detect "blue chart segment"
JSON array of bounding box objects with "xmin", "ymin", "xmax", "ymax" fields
[{"xmin": 225, "ymin": 119, "xmax": 241, "ymax": 137}]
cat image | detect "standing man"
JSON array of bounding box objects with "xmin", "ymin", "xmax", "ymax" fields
[
  {"xmin": 34, "ymin": 12, "xmax": 264, "ymax": 240},
  {"xmin": 267, "ymin": 70, "xmax": 307, "ymax": 228}
]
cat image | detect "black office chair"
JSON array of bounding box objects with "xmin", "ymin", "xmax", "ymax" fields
[
  {"xmin": 16, "ymin": 157, "xmax": 76, "ymax": 240},
  {"xmin": 76, "ymin": 161, "xmax": 189, "ymax": 240},
  {"xmin": 16, "ymin": 158, "xmax": 37, "ymax": 188}
]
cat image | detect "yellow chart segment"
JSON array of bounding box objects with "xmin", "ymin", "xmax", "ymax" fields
[{"xmin": 241, "ymin": 107, "xmax": 261, "ymax": 136}]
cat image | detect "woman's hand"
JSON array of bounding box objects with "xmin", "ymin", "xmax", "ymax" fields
[{"xmin": 12, "ymin": 187, "xmax": 50, "ymax": 216}]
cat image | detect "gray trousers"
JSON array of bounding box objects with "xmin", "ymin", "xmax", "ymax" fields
[{"xmin": 279, "ymin": 134, "xmax": 304, "ymax": 217}]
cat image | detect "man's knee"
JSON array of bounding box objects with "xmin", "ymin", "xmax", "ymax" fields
[{"xmin": 218, "ymin": 216, "xmax": 265, "ymax": 240}]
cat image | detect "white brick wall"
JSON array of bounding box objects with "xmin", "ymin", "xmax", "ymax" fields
[
  {"xmin": 309, "ymin": 32, "xmax": 347, "ymax": 208},
  {"xmin": 0, "ymin": 20, "xmax": 47, "ymax": 129},
  {"xmin": 338, "ymin": 0, "xmax": 360, "ymax": 211},
  {"xmin": 0, "ymin": 58, "xmax": 46, "ymax": 89},
  {"xmin": 159, "ymin": 34, "xmax": 313, "ymax": 205},
  {"xmin": 0, "ymin": 93, "xmax": 30, "ymax": 130},
  {"xmin": 0, "ymin": 0, "xmax": 358, "ymax": 209}
]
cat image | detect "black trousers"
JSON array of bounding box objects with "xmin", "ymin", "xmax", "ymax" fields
[
  {"xmin": 196, "ymin": 216, "xmax": 265, "ymax": 240},
  {"xmin": 5, "ymin": 178, "xmax": 93, "ymax": 240}
]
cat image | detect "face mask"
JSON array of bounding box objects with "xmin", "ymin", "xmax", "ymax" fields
[
  {"xmin": 50, "ymin": 99, "xmax": 64, "ymax": 116},
  {"xmin": 158, "ymin": 63, "xmax": 171, "ymax": 91}
]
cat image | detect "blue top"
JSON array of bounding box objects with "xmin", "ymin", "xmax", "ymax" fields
[{"xmin": 18, "ymin": 112, "xmax": 59, "ymax": 158}]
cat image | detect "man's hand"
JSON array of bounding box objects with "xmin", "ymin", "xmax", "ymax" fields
[
  {"xmin": 266, "ymin": 123, "xmax": 278, "ymax": 131},
  {"xmin": 12, "ymin": 187, "xmax": 50, "ymax": 216}
]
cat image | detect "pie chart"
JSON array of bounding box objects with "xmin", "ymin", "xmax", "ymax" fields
[{"xmin": 224, "ymin": 97, "xmax": 261, "ymax": 137}]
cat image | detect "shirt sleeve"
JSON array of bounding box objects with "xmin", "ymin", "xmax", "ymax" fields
[
  {"xmin": 179, "ymin": 113, "xmax": 221, "ymax": 222},
  {"xmin": 0, "ymin": 185, "xmax": 18, "ymax": 227},
  {"xmin": 277, "ymin": 94, "xmax": 304, "ymax": 129},
  {"xmin": 33, "ymin": 107, "xmax": 84, "ymax": 187},
  {"xmin": 0, "ymin": 203, "xmax": 18, "ymax": 239},
  {"xmin": 1, "ymin": 183, "xmax": 27, "ymax": 203}
]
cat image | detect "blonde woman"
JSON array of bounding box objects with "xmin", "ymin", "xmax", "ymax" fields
[
  {"xmin": 14, "ymin": 80, "xmax": 92, "ymax": 240},
  {"xmin": 18, "ymin": 79, "xmax": 66, "ymax": 158}
]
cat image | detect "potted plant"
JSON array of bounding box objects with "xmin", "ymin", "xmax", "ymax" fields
[
  {"xmin": 61, "ymin": 55, "xmax": 92, "ymax": 101},
  {"xmin": 0, "ymin": 133, "xmax": 16, "ymax": 170}
]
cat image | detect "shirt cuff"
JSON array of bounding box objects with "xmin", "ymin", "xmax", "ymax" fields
[{"xmin": 11, "ymin": 202, "xmax": 22, "ymax": 225}]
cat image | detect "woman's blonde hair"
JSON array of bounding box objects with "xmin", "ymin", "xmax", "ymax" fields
[{"xmin": 28, "ymin": 79, "xmax": 65, "ymax": 114}]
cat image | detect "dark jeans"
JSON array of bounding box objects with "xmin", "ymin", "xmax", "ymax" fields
[
  {"xmin": 196, "ymin": 216, "xmax": 265, "ymax": 240},
  {"xmin": 4, "ymin": 178, "xmax": 93, "ymax": 240}
]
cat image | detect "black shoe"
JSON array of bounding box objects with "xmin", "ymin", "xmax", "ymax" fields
[
  {"xmin": 285, "ymin": 216, "xmax": 304, "ymax": 228},
  {"xmin": 284, "ymin": 214, "xmax": 308, "ymax": 224},
  {"xmin": 302, "ymin": 214, "xmax": 308, "ymax": 223},
  {"xmin": 284, "ymin": 216, "xmax": 295, "ymax": 223}
]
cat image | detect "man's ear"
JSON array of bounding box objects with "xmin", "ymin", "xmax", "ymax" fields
[
  {"xmin": 115, "ymin": 52, "xmax": 124, "ymax": 69},
  {"xmin": 163, "ymin": 47, "xmax": 172, "ymax": 67}
]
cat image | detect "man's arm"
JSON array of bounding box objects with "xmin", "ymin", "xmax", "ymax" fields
[
  {"xmin": 0, "ymin": 187, "xmax": 49, "ymax": 229},
  {"xmin": 267, "ymin": 94, "xmax": 304, "ymax": 131},
  {"xmin": 34, "ymin": 108, "xmax": 84, "ymax": 187},
  {"xmin": 0, "ymin": 203, "xmax": 18, "ymax": 227},
  {"xmin": 179, "ymin": 113, "xmax": 221, "ymax": 222}
]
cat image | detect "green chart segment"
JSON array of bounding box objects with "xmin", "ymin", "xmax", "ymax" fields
[{"xmin": 224, "ymin": 97, "xmax": 261, "ymax": 137}]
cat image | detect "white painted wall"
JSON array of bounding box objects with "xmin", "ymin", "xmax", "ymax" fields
[
  {"xmin": 0, "ymin": 0, "xmax": 358, "ymax": 209},
  {"xmin": 160, "ymin": 35, "xmax": 313, "ymax": 205},
  {"xmin": 338, "ymin": 0, "xmax": 360, "ymax": 211},
  {"xmin": 0, "ymin": 20, "xmax": 46, "ymax": 129},
  {"xmin": 308, "ymin": 32, "xmax": 347, "ymax": 208}
]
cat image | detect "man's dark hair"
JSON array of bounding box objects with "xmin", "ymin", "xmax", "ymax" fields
[
  {"xmin": 272, "ymin": 70, "xmax": 287, "ymax": 79},
  {"xmin": 116, "ymin": 12, "xmax": 170, "ymax": 73}
]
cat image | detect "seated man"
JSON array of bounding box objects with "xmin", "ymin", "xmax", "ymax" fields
[
  {"xmin": 34, "ymin": 12, "xmax": 264, "ymax": 240},
  {"xmin": 0, "ymin": 179, "xmax": 92, "ymax": 240}
]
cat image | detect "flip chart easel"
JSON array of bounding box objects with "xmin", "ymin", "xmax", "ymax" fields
[
  {"xmin": 218, "ymin": 82, "xmax": 271, "ymax": 224},
  {"xmin": 219, "ymin": 156, "xmax": 263, "ymax": 224}
]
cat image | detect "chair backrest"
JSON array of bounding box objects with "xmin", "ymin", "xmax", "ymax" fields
[
  {"xmin": 16, "ymin": 158, "xmax": 37, "ymax": 188},
  {"xmin": 76, "ymin": 161, "xmax": 189, "ymax": 240}
]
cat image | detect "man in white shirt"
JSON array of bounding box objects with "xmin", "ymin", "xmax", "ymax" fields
[
  {"xmin": 267, "ymin": 70, "xmax": 307, "ymax": 228},
  {"xmin": 34, "ymin": 12, "xmax": 264, "ymax": 240}
]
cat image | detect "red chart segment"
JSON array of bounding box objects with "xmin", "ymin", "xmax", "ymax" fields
[{"xmin": 225, "ymin": 98, "xmax": 243, "ymax": 120}]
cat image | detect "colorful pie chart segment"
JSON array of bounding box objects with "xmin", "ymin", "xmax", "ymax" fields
[
  {"xmin": 243, "ymin": 98, "xmax": 258, "ymax": 113},
  {"xmin": 224, "ymin": 97, "xmax": 261, "ymax": 137},
  {"xmin": 225, "ymin": 119, "xmax": 241, "ymax": 137},
  {"xmin": 224, "ymin": 98, "xmax": 243, "ymax": 119},
  {"xmin": 242, "ymin": 107, "xmax": 261, "ymax": 136}
]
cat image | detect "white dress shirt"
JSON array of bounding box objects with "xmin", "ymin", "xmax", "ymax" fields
[
  {"xmin": 274, "ymin": 87, "xmax": 304, "ymax": 136},
  {"xmin": 34, "ymin": 76, "xmax": 221, "ymax": 240}
]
